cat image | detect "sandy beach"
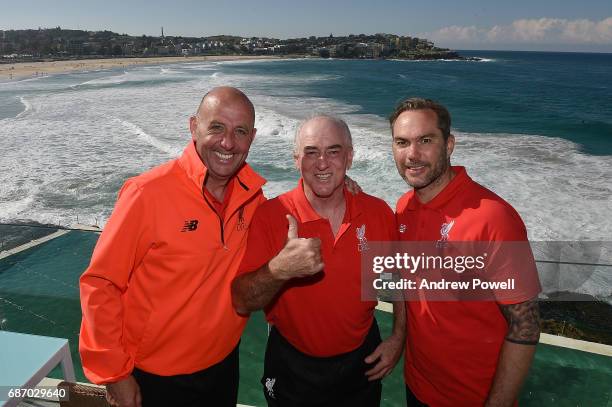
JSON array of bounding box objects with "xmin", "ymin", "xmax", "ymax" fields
[{"xmin": 0, "ymin": 55, "xmax": 284, "ymax": 81}]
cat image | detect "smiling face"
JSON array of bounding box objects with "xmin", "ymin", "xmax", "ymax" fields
[
  {"xmin": 392, "ymin": 109, "xmax": 455, "ymax": 202},
  {"xmin": 294, "ymin": 117, "xmax": 353, "ymax": 201},
  {"xmin": 189, "ymin": 88, "xmax": 256, "ymax": 185}
]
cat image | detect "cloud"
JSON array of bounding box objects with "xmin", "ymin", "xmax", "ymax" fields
[
  {"xmin": 423, "ymin": 17, "xmax": 612, "ymax": 45},
  {"xmin": 434, "ymin": 25, "xmax": 481, "ymax": 42}
]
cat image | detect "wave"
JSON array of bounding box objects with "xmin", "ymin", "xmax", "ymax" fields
[
  {"xmin": 0, "ymin": 194, "xmax": 35, "ymax": 221},
  {"xmin": 108, "ymin": 116, "xmax": 181, "ymax": 157},
  {"xmin": 389, "ymin": 58, "xmax": 490, "ymax": 63},
  {"xmin": 1, "ymin": 61, "xmax": 609, "ymax": 301},
  {"xmin": 160, "ymin": 68, "xmax": 184, "ymax": 75},
  {"xmin": 451, "ymin": 131, "xmax": 612, "ymax": 241},
  {"xmin": 4, "ymin": 73, "xmax": 610, "ymax": 244},
  {"xmin": 69, "ymin": 69, "xmax": 192, "ymax": 90},
  {"xmin": 70, "ymin": 73, "xmax": 127, "ymax": 89},
  {"xmin": 250, "ymin": 94, "xmax": 612, "ymax": 244},
  {"xmin": 214, "ymin": 58, "xmax": 305, "ymax": 65},
  {"xmin": 75, "ymin": 71, "xmax": 130, "ymax": 87},
  {"xmin": 177, "ymin": 63, "xmax": 218, "ymax": 70},
  {"xmin": 15, "ymin": 96, "xmax": 32, "ymax": 118},
  {"xmin": 0, "ymin": 76, "xmax": 45, "ymax": 88},
  {"xmin": 203, "ymin": 72, "xmax": 342, "ymax": 91}
]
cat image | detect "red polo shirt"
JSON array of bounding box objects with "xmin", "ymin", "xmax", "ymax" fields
[
  {"xmin": 396, "ymin": 166, "xmax": 540, "ymax": 407},
  {"xmin": 237, "ymin": 180, "xmax": 396, "ymax": 356},
  {"xmin": 202, "ymin": 177, "xmax": 234, "ymax": 218}
]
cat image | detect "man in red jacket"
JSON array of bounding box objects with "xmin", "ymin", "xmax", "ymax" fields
[
  {"xmin": 79, "ymin": 87, "xmax": 265, "ymax": 407},
  {"xmin": 391, "ymin": 98, "xmax": 541, "ymax": 407}
]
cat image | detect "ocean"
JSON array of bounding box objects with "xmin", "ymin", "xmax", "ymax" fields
[{"xmin": 1, "ymin": 50, "xmax": 611, "ymax": 300}]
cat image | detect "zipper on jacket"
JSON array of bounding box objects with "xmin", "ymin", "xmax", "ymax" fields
[
  {"xmin": 201, "ymin": 176, "xmax": 252, "ymax": 250},
  {"xmin": 202, "ymin": 184, "xmax": 226, "ymax": 248},
  {"xmin": 236, "ymin": 176, "xmax": 249, "ymax": 192}
]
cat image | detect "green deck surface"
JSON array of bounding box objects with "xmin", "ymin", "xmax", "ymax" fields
[{"xmin": 0, "ymin": 231, "xmax": 610, "ymax": 406}]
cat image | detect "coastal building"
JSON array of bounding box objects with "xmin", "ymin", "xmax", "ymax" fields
[
  {"xmin": 398, "ymin": 36, "xmax": 413, "ymax": 50},
  {"xmin": 156, "ymin": 45, "xmax": 171, "ymax": 55},
  {"xmin": 416, "ymin": 38, "xmax": 434, "ymax": 49},
  {"xmin": 366, "ymin": 42, "xmax": 383, "ymax": 58},
  {"xmin": 67, "ymin": 40, "xmax": 83, "ymax": 55},
  {"xmin": 83, "ymin": 41, "xmax": 102, "ymax": 55},
  {"xmin": 0, "ymin": 30, "xmax": 7, "ymax": 54},
  {"xmin": 122, "ymin": 42, "xmax": 135, "ymax": 56},
  {"xmin": 1, "ymin": 28, "xmax": 452, "ymax": 60},
  {"xmin": 329, "ymin": 45, "xmax": 337, "ymax": 57}
]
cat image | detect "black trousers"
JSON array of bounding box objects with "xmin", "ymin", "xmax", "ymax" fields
[
  {"xmin": 405, "ymin": 385, "xmax": 429, "ymax": 407},
  {"xmin": 133, "ymin": 344, "xmax": 239, "ymax": 407},
  {"xmin": 262, "ymin": 320, "xmax": 382, "ymax": 407}
]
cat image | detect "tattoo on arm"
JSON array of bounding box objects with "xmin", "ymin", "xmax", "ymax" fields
[{"xmin": 499, "ymin": 299, "xmax": 541, "ymax": 345}]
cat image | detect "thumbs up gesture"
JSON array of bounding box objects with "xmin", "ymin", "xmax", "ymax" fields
[
  {"xmin": 286, "ymin": 213, "xmax": 300, "ymax": 241},
  {"xmin": 268, "ymin": 215, "xmax": 324, "ymax": 280}
]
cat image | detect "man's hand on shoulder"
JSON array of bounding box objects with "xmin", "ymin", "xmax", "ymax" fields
[
  {"xmin": 344, "ymin": 175, "xmax": 362, "ymax": 195},
  {"xmin": 268, "ymin": 215, "xmax": 324, "ymax": 280},
  {"xmin": 106, "ymin": 375, "xmax": 142, "ymax": 407},
  {"xmin": 364, "ymin": 333, "xmax": 404, "ymax": 381}
]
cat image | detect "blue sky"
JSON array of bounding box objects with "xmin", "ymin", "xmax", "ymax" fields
[{"xmin": 1, "ymin": 0, "xmax": 611, "ymax": 52}]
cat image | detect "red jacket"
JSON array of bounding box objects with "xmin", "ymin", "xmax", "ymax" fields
[{"xmin": 79, "ymin": 142, "xmax": 266, "ymax": 384}]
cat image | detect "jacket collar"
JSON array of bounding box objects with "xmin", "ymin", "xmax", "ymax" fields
[{"xmin": 178, "ymin": 141, "xmax": 266, "ymax": 202}]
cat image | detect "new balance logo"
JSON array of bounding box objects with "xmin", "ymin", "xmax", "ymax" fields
[{"xmin": 181, "ymin": 220, "xmax": 199, "ymax": 232}]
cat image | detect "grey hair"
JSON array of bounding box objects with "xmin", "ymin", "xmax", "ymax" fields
[{"xmin": 294, "ymin": 114, "xmax": 353, "ymax": 154}]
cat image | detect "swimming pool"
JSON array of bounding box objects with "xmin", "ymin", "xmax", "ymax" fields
[{"xmin": 0, "ymin": 230, "xmax": 610, "ymax": 406}]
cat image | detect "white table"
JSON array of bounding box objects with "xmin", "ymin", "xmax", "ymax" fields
[{"xmin": 0, "ymin": 331, "xmax": 75, "ymax": 407}]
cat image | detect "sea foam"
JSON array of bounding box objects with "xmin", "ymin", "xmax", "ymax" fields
[{"xmin": 1, "ymin": 60, "xmax": 610, "ymax": 302}]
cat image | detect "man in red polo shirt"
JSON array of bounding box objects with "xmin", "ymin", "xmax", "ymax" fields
[
  {"xmin": 391, "ymin": 98, "xmax": 541, "ymax": 407},
  {"xmin": 232, "ymin": 115, "xmax": 406, "ymax": 406}
]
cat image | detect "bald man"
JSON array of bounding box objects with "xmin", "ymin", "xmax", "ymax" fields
[
  {"xmin": 232, "ymin": 116, "xmax": 405, "ymax": 406},
  {"xmin": 79, "ymin": 87, "xmax": 265, "ymax": 407}
]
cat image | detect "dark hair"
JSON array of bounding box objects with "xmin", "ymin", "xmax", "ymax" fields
[{"xmin": 389, "ymin": 98, "xmax": 451, "ymax": 140}]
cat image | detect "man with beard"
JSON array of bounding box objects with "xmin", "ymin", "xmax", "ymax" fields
[{"xmin": 391, "ymin": 98, "xmax": 541, "ymax": 407}]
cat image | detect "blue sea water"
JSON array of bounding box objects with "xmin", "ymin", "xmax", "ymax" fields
[
  {"xmin": 0, "ymin": 51, "xmax": 611, "ymax": 252},
  {"xmin": 1, "ymin": 51, "xmax": 611, "ymax": 405},
  {"xmin": 228, "ymin": 50, "xmax": 612, "ymax": 155}
]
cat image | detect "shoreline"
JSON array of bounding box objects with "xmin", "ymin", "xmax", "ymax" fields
[
  {"xmin": 0, "ymin": 55, "xmax": 291, "ymax": 81},
  {"xmin": 0, "ymin": 54, "xmax": 481, "ymax": 82}
]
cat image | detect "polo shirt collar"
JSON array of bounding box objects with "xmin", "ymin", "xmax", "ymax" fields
[
  {"xmin": 406, "ymin": 166, "xmax": 471, "ymax": 210},
  {"xmin": 289, "ymin": 179, "xmax": 361, "ymax": 223}
]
